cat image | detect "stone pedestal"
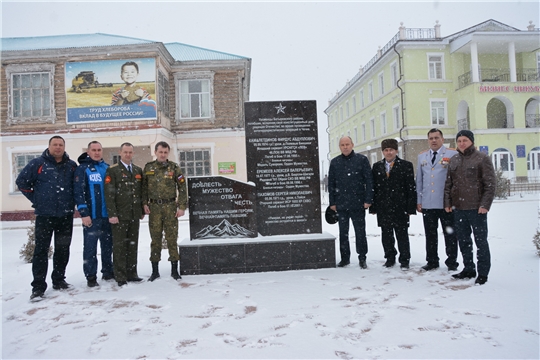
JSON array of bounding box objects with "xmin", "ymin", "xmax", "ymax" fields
[{"xmin": 179, "ymin": 232, "xmax": 336, "ymax": 275}]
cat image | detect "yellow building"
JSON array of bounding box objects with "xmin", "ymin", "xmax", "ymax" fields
[{"xmin": 325, "ymin": 19, "xmax": 539, "ymax": 182}]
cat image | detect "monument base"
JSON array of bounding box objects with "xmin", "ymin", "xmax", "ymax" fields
[{"xmin": 179, "ymin": 232, "xmax": 336, "ymax": 275}]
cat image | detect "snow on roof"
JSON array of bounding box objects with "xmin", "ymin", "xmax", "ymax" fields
[{"xmin": 164, "ymin": 42, "xmax": 249, "ymax": 62}]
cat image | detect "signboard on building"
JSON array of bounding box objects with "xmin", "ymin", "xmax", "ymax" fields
[
  {"xmin": 65, "ymin": 58, "xmax": 156, "ymax": 124},
  {"xmin": 218, "ymin": 162, "xmax": 236, "ymax": 175},
  {"xmin": 244, "ymin": 100, "xmax": 321, "ymax": 236}
]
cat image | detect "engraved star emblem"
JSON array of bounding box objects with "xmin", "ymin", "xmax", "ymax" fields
[{"xmin": 275, "ymin": 103, "xmax": 286, "ymax": 114}]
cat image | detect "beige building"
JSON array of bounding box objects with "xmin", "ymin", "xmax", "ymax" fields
[{"xmin": 1, "ymin": 34, "xmax": 251, "ymax": 220}]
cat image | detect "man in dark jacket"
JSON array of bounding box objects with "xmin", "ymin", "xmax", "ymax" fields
[
  {"xmin": 74, "ymin": 141, "xmax": 113, "ymax": 288},
  {"xmin": 328, "ymin": 136, "xmax": 373, "ymax": 269},
  {"xmin": 16, "ymin": 136, "xmax": 78, "ymax": 301},
  {"xmin": 370, "ymin": 138, "xmax": 417, "ymax": 269},
  {"xmin": 444, "ymin": 130, "xmax": 496, "ymax": 285},
  {"xmin": 105, "ymin": 142, "xmax": 145, "ymax": 287}
]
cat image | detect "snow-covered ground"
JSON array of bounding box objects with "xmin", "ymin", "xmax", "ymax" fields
[{"xmin": 2, "ymin": 194, "xmax": 539, "ymax": 359}]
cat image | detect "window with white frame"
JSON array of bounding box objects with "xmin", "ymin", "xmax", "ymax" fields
[
  {"xmin": 158, "ymin": 70, "xmax": 170, "ymax": 118},
  {"xmin": 368, "ymin": 81, "xmax": 374, "ymax": 102},
  {"xmin": 362, "ymin": 122, "xmax": 366, "ymax": 141},
  {"xmin": 370, "ymin": 152, "xmax": 377, "ymax": 165},
  {"xmin": 378, "ymin": 72, "xmax": 385, "ymax": 96},
  {"xmin": 13, "ymin": 152, "xmax": 41, "ymax": 192},
  {"xmin": 430, "ymin": 100, "xmax": 447, "ymax": 125},
  {"xmin": 354, "ymin": 127, "xmax": 358, "ymax": 143},
  {"xmin": 175, "ymin": 71, "xmax": 214, "ymax": 122},
  {"xmin": 428, "ymin": 54, "xmax": 444, "ymax": 80},
  {"xmin": 380, "ymin": 112, "xmax": 387, "ymax": 134},
  {"xmin": 359, "ymin": 89, "xmax": 365, "ymax": 108},
  {"xmin": 179, "ymin": 149, "xmax": 211, "ymax": 176},
  {"xmin": 393, "ymin": 105, "xmax": 400, "ymax": 130},
  {"xmin": 346, "ymin": 101, "xmax": 350, "ymax": 118},
  {"xmin": 5, "ymin": 63, "xmax": 56, "ymax": 124},
  {"xmin": 370, "ymin": 117, "xmax": 376, "ymax": 138},
  {"xmin": 339, "ymin": 107, "xmax": 343, "ymax": 123},
  {"xmin": 352, "ymin": 96, "xmax": 357, "ymax": 114},
  {"xmin": 390, "ymin": 62, "xmax": 398, "ymax": 86}
]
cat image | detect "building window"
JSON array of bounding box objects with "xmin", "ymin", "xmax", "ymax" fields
[
  {"xmin": 359, "ymin": 89, "xmax": 365, "ymax": 108},
  {"xmin": 370, "ymin": 117, "xmax": 376, "ymax": 138},
  {"xmin": 380, "ymin": 112, "xmax": 387, "ymax": 135},
  {"xmin": 368, "ymin": 81, "xmax": 374, "ymax": 102},
  {"xmin": 428, "ymin": 54, "xmax": 444, "ymax": 80},
  {"xmin": 362, "ymin": 123, "xmax": 366, "ymax": 141},
  {"xmin": 378, "ymin": 72, "xmax": 385, "ymax": 95},
  {"xmin": 174, "ymin": 71, "xmax": 215, "ymax": 122},
  {"xmin": 339, "ymin": 107, "xmax": 343, "ymax": 123},
  {"xmin": 352, "ymin": 96, "xmax": 357, "ymax": 114},
  {"xmin": 158, "ymin": 70, "xmax": 170, "ymax": 118},
  {"xmin": 430, "ymin": 100, "xmax": 447, "ymax": 125},
  {"xmin": 346, "ymin": 101, "xmax": 350, "ymax": 118},
  {"xmin": 370, "ymin": 152, "xmax": 377, "ymax": 165},
  {"xmin": 390, "ymin": 62, "xmax": 398, "ymax": 86},
  {"xmin": 393, "ymin": 105, "xmax": 400, "ymax": 130},
  {"xmin": 179, "ymin": 149, "xmax": 211, "ymax": 176},
  {"xmin": 13, "ymin": 153, "xmax": 41, "ymax": 192},
  {"xmin": 5, "ymin": 63, "xmax": 56, "ymax": 124},
  {"xmin": 354, "ymin": 127, "xmax": 358, "ymax": 143}
]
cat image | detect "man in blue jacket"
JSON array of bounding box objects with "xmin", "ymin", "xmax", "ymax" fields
[
  {"xmin": 328, "ymin": 136, "xmax": 373, "ymax": 269},
  {"xmin": 16, "ymin": 136, "xmax": 78, "ymax": 301},
  {"xmin": 74, "ymin": 141, "xmax": 114, "ymax": 287}
]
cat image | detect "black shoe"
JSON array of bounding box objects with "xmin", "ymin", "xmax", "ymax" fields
[
  {"xmin": 383, "ymin": 259, "xmax": 395, "ymax": 268},
  {"xmin": 475, "ymin": 275, "xmax": 488, "ymax": 285},
  {"xmin": 102, "ymin": 274, "xmax": 115, "ymax": 281},
  {"xmin": 337, "ymin": 260, "xmax": 350, "ymax": 267},
  {"xmin": 52, "ymin": 280, "xmax": 71, "ymax": 290},
  {"xmin": 127, "ymin": 277, "xmax": 143, "ymax": 282},
  {"xmin": 148, "ymin": 262, "xmax": 160, "ymax": 282},
  {"xmin": 87, "ymin": 276, "xmax": 99, "ymax": 288},
  {"xmin": 421, "ymin": 263, "xmax": 439, "ymax": 271},
  {"xmin": 171, "ymin": 261, "xmax": 182, "ymax": 280},
  {"xmin": 400, "ymin": 263, "xmax": 410, "ymax": 270},
  {"xmin": 30, "ymin": 290, "xmax": 45, "ymax": 301},
  {"xmin": 452, "ymin": 270, "xmax": 477, "ymax": 279},
  {"xmin": 359, "ymin": 260, "xmax": 367, "ymax": 269},
  {"xmin": 117, "ymin": 281, "xmax": 127, "ymax": 287},
  {"xmin": 447, "ymin": 265, "xmax": 459, "ymax": 271}
]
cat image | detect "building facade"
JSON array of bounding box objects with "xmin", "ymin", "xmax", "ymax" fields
[
  {"xmin": 1, "ymin": 34, "xmax": 251, "ymax": 220},
  {"xmin": 325, "ymin": 19, "xmax": 539, "ymax": 182}
]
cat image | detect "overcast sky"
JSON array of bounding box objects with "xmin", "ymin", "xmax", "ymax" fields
[{"xmin": 2, "ymin": 1, "xmax": 539, "ymax": 169}]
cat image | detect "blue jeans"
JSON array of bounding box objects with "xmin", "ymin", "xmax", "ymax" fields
[
  {"xmin": 83, "ymin": 217, "xmax": 113, "ymax": 278},
  {"xmin": 337, "ymin": 208, "xmax": 368, "ymax": 262},
  {"xmin": 32, "ymin": 215, "xmax": 73, "ymax": 292},
  {"xmin": 454, "ymin": 209, "xmax": 490, "ymax": 276}
]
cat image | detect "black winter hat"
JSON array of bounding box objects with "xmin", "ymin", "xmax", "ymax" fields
[
  {"xmin": 325, "ymin": 206, "xmax": 338, "ymax": 224},
  {"xmin": 456, "ymin": 130, "xmax": 474, "ymax": 143},
  {"xmin": 381, "ymin": 138, "xmax": 398, "ymax": 151}
]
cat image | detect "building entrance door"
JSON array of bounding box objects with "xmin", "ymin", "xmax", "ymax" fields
[
  {"xmin": 492, "ymin": 149, "xmax": 515, "ymax": 182},
  {"xmin": 528, "ymin": 148, "xmax": 540, "ymax": 181}
]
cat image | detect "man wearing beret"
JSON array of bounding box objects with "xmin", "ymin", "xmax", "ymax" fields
[
  {"xmin": 444, "ymin": 130, "xmax": 496, "ymax": 285},
  {"xmin": 328, "ymin": 136, "xmax": 373, "ymax": 269},
  {"xmin": 370, "ymin": 138, "xmax": 417, "ymax": 269}
]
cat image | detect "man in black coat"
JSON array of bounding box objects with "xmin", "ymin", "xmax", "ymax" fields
[
  {"xmin": 370, "ymin": 139, "xmax": 417, "ymax": 269},
  {"xmin": 328, "ymin": 136, "xmax": 373, "ymax": 269}
]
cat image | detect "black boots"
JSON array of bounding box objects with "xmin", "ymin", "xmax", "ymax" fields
[
  {"xmin": 148, "ymin": 262, "xmax": 160, "ymax": 282},
  {"xmin": 171, "ymin": 261, "xmax": 181, "ymax": 280}
]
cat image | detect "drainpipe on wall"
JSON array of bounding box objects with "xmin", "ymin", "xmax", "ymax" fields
[{"xmin": 393, "ymin": 44, "xmax": 406, "ymax": 160}]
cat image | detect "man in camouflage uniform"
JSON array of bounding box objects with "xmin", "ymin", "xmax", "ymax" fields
[
  {"xmin": 142, "ymin": 141, "xmax": 187, "ymax": 281},
  {"xmin": 105, "ymin": 143, "xmax": 145, "ymax": 287}
]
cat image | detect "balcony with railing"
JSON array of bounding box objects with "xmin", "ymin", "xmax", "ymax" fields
[{"xmin": 458, "ymin": 68, "xmax": 539, "ymax": 89}]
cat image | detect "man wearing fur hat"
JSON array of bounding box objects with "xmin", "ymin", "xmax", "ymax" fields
[
  {"xmin": 370, "ymin": 138, "xmax": 417, "ymax": 269},
  {"xmin": 444, "ymin": 130, "xmax": 496, "ymax": 285}
]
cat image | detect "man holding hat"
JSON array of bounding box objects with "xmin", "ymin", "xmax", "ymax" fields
[
  {"xmin": 370, "ymin": 138, "xmax": 417, "ymax": 269},
  {"xmin": 444, "ymin": 130, "xmax": 496, "ymax": 285},
  {"xmin": 328, "ymin": 136, "xmax": 373, "ymax": 269}
]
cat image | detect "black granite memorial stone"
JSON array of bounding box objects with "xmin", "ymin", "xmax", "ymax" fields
[
  {"xmin": 188, "ymin": 176, "xmax": 257, "ymax": 240},
  {"xmin": 244, "ymin": 100, "xmax": 321, "ymax": 236}
]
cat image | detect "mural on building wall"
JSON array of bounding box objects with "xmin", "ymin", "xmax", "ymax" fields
[{"xmin": 65, "ymin": 58, "xmax": 156, "ymax": 123}]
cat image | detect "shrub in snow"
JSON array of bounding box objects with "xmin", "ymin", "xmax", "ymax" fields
[
  {"xmin": 533, "ymin": 230, "xmax": 540, "ymax": 257},
  {"xmin": 495, "ymin": 168, "xmax": 510, "ymax": 199},
  {"xmin": 19, "ymin": 220, "xmax": 53, "ymax": 263}
]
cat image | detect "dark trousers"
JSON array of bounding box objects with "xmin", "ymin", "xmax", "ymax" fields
[
  {"xmin": 454, "ymin": 210, "xmax": 490, "ymax": 276},
  {"xmin": 83, "ymin": 217, "xmax": 113, "ymax": 279},
  {"xmin": 337, "ymin": 208, "xmax": 368, "ymax": 262},
  {"xmin": 111, "ymin": 219, "xmax": 140, "ymax": 282},
  {"xmin": 381, "ymin": 226, "xmax": 410, "ymax": 265},
  {"xmin": 32, "ymin": 215, "xmax": 73, "ymax": 292},
  {"xmin": 422, "ymin": 209, "xmax": 458, "ymax": 268}
]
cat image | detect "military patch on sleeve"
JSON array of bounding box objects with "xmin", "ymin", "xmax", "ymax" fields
[
  {"xmin": 145, "ymin": 170, "xmax": 155, "ymax": 175},
  {"xmin": 105, "ymin": 175, "xmax": 111, "ymax": 184},
  {"xmin": 177, "ymin": 174, "xmax": 185, "ymax": 183}
]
